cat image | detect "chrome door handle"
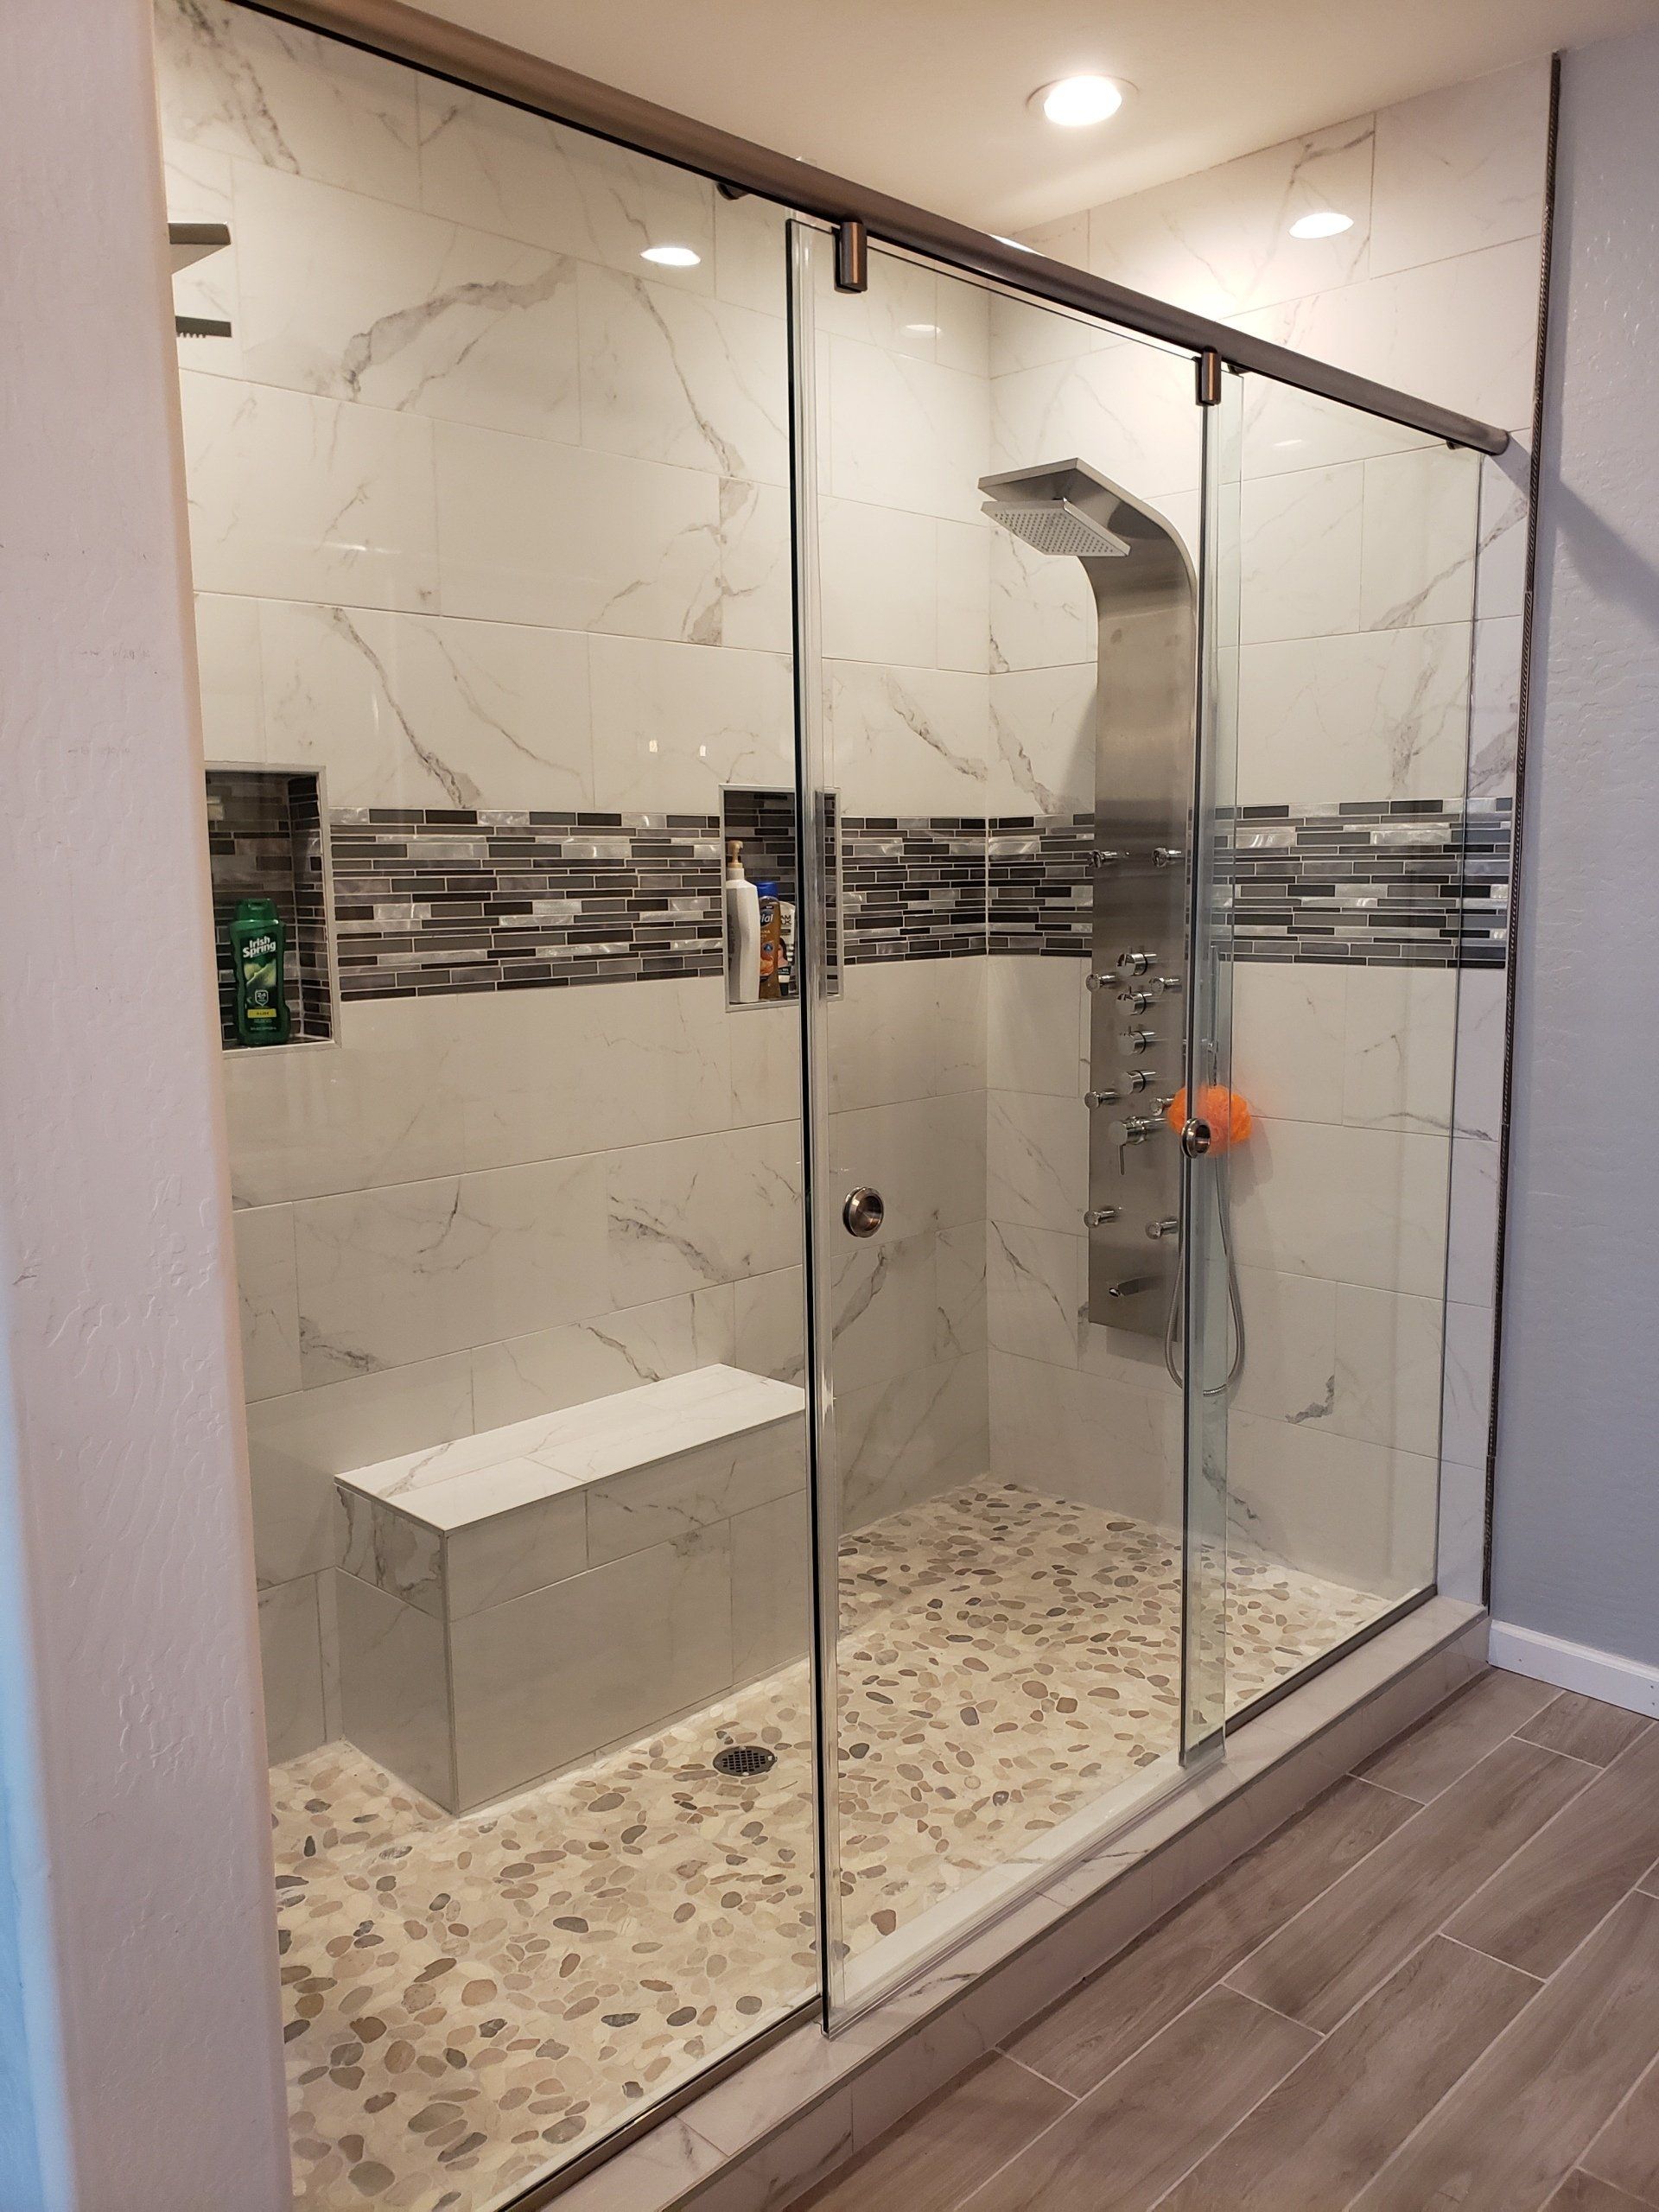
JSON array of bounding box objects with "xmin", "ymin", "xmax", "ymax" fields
[
  {"xmin": 1180, "ymin": 1119, "xmax": 1213, "ymax": 1158},
  {"xmin": 842, "ymin": 1186, "xmax": 885, "ymax": 1238}
]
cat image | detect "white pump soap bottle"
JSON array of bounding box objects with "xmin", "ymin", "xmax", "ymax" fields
[{"xmin": 724, "ymin": 838, "xmax": 761, "ymax": 1005}]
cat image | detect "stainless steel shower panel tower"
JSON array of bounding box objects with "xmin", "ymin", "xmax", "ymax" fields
[{"xmin": 978, "ymin": 459, "xmax": 1198, "ymax": 1338}]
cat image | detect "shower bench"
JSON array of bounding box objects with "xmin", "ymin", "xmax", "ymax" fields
[{"xmin": 332, "ymin": 1364, "xmax": 808, "ymax": 1813}]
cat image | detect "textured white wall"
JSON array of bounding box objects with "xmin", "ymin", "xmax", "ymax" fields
[
  {"xmin": 1492, "ymin": 25, "xmax": 1659, "ymax": 1673},
  {"xmin": 0, "ymin": 0, "xmax": 290, "ymax": 2203}
]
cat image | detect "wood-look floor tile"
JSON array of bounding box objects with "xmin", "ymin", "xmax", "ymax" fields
[
  {"xmin": 1449, "ymin": 1727, "xmax": 1659, "ymax": 1978},
  {"xmin": 1004, "ymin": 1777, "xmax": 1411, "ymax": 2094},
  {"xmin": 1230, "ymin": 1737, "xmax": 1592, "ymax": 2031},
  {"xmin": 796, "ymin": 2054, "xmax": 1071, "ymax": 2212},
  {"xmin": 1583, "ymin": 2057, "xmax": 1659, "ymax": 2207},
  {"xmin": 1357, "ymin": 1669, "xmax": 1557, "ymax": 1803},
  {"xmin": 1546, "ymin": 2175, "xmax": 1655, "ymax": 2211},
  {"xmin": 1351, "ymin": 1890, "xmax": 1659, "ymax": 2212},
  {"xmin": 1521, "ymin": 1693, "xmax": 1654, "ymax": 1769},
  {"xmin": 963, "ymin": 1989, "xmax": 1314, "ymax": 2212},
  {"xmin": 1157, "ymin": 1936, "xmax": 1537, "ymax": 2211}
]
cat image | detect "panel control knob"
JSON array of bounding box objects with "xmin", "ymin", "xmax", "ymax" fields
[
  {"xmin": 1085, "ymin": 972, "xmax": 1112, "ymax": 993},
  {"xmin": 1146, "ymin": 1217, "xmax": 1180, "ymax": 1241},
  {"xmin": 1083, "ymin": 1206, "xmax": 1120, "ymax": 1228},
  {"xmin": 1125, "ymin": 1069, "xmax": 1160, "ymax": 1091},
  {"xmin": 1118, "ymin": 988, "xmax": 1156, "ymax": 1012},
  {"xmin": 1088, "ymin": 849, "xmax": 1126, "ymax": 873},
  {"xmin": 1122, "ymin": 1028, "xmax": 1157, "ymax": 1054},
  {"xmin": 1116, "ymin": 948, "xmax": 1155, "ymax": 975},
  {"xmin": 1109, "ymin": 1116, "xmax": 1164, "ymax": 1146},
  {"xmin": 1084, "ymin": 1088, "xmax": 1120, "ymax": 1109},
  {"xmin": 1153, "ymin": 846, "xmax": 1185, "ymax": 870}
]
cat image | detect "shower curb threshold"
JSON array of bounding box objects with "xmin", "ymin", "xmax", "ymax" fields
[{"xmin": 529, "ymin": 1595, "xmax": 1488, "ymax": 2212}]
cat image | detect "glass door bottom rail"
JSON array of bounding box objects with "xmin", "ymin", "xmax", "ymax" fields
[{"xmin": 272, "ymin": 1482, "xmax": 1391, "ymax": 2212}]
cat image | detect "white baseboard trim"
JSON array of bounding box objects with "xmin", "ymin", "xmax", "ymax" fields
[{"xmin": 1488, "ymin": 1619, "xmax": 1659, "ymax": 1717}]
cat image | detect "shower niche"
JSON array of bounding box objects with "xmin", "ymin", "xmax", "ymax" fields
[{"xmin": 205, "ymin": 765, "xmax": 337, "ymax": 1049}]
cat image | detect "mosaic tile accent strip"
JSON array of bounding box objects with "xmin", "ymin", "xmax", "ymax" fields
[
  {"xmin": 328, "ymin": 808, "xmax": 724, "ymax": 999},
  {"xmin": 318, "ymin": 798, "xmax": 1511, "ymax": 1001},
  {"xmin": 269, "ymin": 1480, "xmax": 1390, "ymax": 2212},
  {"xmin": 1220, "ymin": 798, "xmax": 1512, "ymax": 969},
  {"xmin": 207, "ymin": 766, "xmax": 334, "ymax": 1045},
  {"xmin": 988, "ymin": 813, "xmax": 1093, "ymax": 956},
  {"xmin": 840, "ymin": 817, "xmax": 987, "ymax": 963}
]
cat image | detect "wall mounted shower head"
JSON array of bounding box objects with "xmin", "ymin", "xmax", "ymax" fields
[{"xmin": 980, "ymin": 495, "xmax": 1130, "ymax": 559}]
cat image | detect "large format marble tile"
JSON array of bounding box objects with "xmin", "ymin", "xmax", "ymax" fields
[
  {"xmin": 1469, "ymin": 614, "xmax": 1523, "ymax": 799},
  {"xmin": 606, "ymin": 1122, "xmax": 804, "ymax": 1306},
  {"xmin": 1332, "ymin": 1282, "xmax": 1446, "ymax": 1460},
  {"xmin": 817, "ymin": 497, "xmax": 941, "ymax": 668},
  {"xmin": 1445, "ymin": 1135, "xmax": 1501, "ymax": 1309},
  {"xmin": 1230, "ymin": 238, "xmax": 1542, "ymax": 445},
  {"xmin": 416, "ymin": 80, "xmax": 716, "ymax": 289},
  {"xmin": 988, "ymin": 663, "xmax": 1096, "ymax": 815},
  {"xmin": 1342, "ymin": 965, "xmax": 1459, "ymax": 1135},
  {"xmin": 732, "ymin": 1266, "xmax": 808, "ymax": 1388},
  {"xmin": 987, "ymin": 1220, "xmax": 1083, "ymax": 1369},
  {"xmin": 1440, "ymin": 1300, "xmax": 1496, "ymax": 1475},
  {"xmin": 731, "ymin": 1490, "xmax": 812, "ymax": 1681},
  {"xmin": 829, "ymin": 1230, "xmax": 942, "ymax": 1394},
  {"xmin": 713, "ymin": 476, "xmax": 795, "ymax": 652},
  {"xmin": 830, "ymin": 1093, "xmax": 986, "ymax": 1244},
  {"xmin": 588, "ymin": 634, "xmax": 793, "ymax": 811},
  {"xmin": 334, "ymin": 1569, "xmax": 454, "ymax": 1804},
  {"xmin": 1359, "ymin": 447, "xmax": 1482, "ymax": 632},
  {"xmin": 989, "ymin": 1350, "xmax": 1178, "ymax": 1528},
  {"xmin": 987, "ymin": 518, "xmax": 1096, "ymax": 675},
  {"xmin": 826, "ymin": 660, "xmax": 991, "ymax": 817},
  {"xmin": 1370, "ymin": 63, "xmax": 1549, "ymax": 279},
  {"xmin": 449, "ymin": 1528, "xmax": 735, "ymax": 1805},
  {"xmin": 258, "ymin": 1575, "xmax": 327, "ymax": 1764},
  {"xmin": 987, "ymin": 1088, "xmax": 1089, "ymax": 1236},
  {"xmin": 585, "ymin": 1423, "xmax": 806, "ymax": 1567},
  {"xmin": 337, "ymin": 1489, "xmax": 444, "ymax": 1617},
  {"xmin": 1227, "ymin": 1414, "xmax": 1432, "ymax": 1595},
  {"xmin": 1231, "ymin": 1262, "xmax": 1342, "ymax": 1430},
  {"xmin": 989, "ymin": 338, "xmax": 1204, "ymax": 505},
  {"xmin": 1230, "ymin": 961, "xmax": 1349, "ymax": 1127},
  {"xmin": 826, "ymin": 337, "xmax": 989, "ymax": 527},
  {"xmin": 433, "ymin": 420, "xmax": 722, "ymax": 639},
  {"xmin": 1235, "ymin": 625, "xmax": 1472, "ymax": 808},
  {"xmin": 180, "ymin": 370, "xmax": 439, "ymax": 612},
  {"xmin": 1086, "ymin": 118, "xmax": 1374, "ymax": 320},
  {"xmin": 192, "ymin": 591, "xmax": 264, "ymax": 762},
  {"xmin": 1451, "ymin": 969, "xmax": 1506, "ymax": 1146},
  {"xmin": 987, "ymin": 955, "xmax": 1088, "ymax": 1100},
  {"xmin": 936, "ymin": 1220, "xmax": 988, "ymax": 1361},
  {"xmin": 446, "ymin": 1485, "xmax": 590, "ymax": 1618},
  {"xmin": 245, "ymin": 1350, "xmax": 474, "ymax": 1586},
  {"xmin": 164, "ymin": 137, "xmax": 245, "ymax": 380},
  {"xmin": 232, "ymin": 1200, "xmax": 302, "ymax": 1403},
  {"xmin": 469, "ymin": 1285, "xmax": 735, "ymax": 1430},
  {"xmin": 1228, "ymin": 1116, "xmax": 1451, "ymax": 1300},
  {"xmin": 154, "ymin": 0, "xmax": 421, "ymax": 205},
  {"xmin": 835, "ymin": 1353, "xmax": 988, "ymax": 1529},
  {"xmin": 232, "ymin": 162, "xmax": 582, "ymax": 437},
  {"xmin": 577, "ymin": 264, "xmax": 787, "ymax": 485},
  {"xmin": 1238, "ymin": 463, "xmax": 1365, "ymax": 645},
  {"xmin": 294, "ymin": 1153, "xmax": 609, "ymax": 1382},
  {"xmin": 257, "ymin": 599, "xmax": 594, "ymax": 810},
  {"xmin": 827, "ymin": 952, "xmax": 988, "ymax": 1113}
]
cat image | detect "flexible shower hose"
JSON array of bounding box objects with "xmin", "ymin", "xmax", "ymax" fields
[{"xmin": 1163, "ymin": 1150, "xmax": 1248, "ymax": 1393}]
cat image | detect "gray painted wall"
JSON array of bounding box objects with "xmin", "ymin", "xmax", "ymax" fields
[{"xmin": 1491, "ymin": 24, "xmax": 1659, "ymax": 1667}]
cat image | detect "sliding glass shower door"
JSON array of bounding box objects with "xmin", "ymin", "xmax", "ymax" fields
[{"xmin": 787, "ymin": 223, "xmax": 1235, "ymax": 2019}]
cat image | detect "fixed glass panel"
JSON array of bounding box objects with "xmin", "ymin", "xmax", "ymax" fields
[
  {"xmin": 1214, "ymin": 373, "xmax": 1484, "ymax": 1713},
  {"xmin": 159, "ymin": 2, "xmax": 817, "ymax": 2202},
  {"xmin": 789, "ymin": 224, "xmax": 1218, "ymax": 2020}
]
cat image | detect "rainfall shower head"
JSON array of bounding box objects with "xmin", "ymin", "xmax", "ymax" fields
[{"xmin": 980, "ymin": 494, "xmax": 1131, "ymax": 559}]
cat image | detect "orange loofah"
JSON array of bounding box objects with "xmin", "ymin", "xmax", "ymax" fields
[{"xmin": 1164, "ymin": 1084, "xmax": 1254, "ymax": 1153}]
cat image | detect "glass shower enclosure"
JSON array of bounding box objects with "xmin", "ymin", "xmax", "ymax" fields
[{"xmin": 159, "ymin": 0, "xmax": 1493, "ymax": 2191}]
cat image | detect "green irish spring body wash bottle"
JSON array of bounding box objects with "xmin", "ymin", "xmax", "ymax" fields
[{"xmin": 232, "ymin": 897, "xmax": 291, "ymax": 1046}]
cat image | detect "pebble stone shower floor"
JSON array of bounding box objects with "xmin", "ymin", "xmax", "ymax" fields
[{"xmin": 271, "ymin": 1481, "xmax": 1390, "ymax": 2211}]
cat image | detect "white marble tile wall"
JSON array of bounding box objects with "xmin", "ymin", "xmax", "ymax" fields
[
  {"xmin": 155, "ymin": 0, "xmax": 830, "ymax": 1756},
  {"xmin": 161, "ymin": 0, "xmax": 1010, "ymax": 1754},
  {"xmin": 988, "ymin": 63, "xmax": 1550, "ymax": 1594}
]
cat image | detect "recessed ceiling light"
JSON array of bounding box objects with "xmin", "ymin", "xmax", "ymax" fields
[
  {"xmin": 1032, "ymin": 75, "xmax": 1128, "ymax": 129},
  {"xmin": 641, "ymin": 243, "xmax": 702, "ymax": 268},
  {"xmin": 1289, "ymin": 211, "xmax": 1353, "ymax": 240}
]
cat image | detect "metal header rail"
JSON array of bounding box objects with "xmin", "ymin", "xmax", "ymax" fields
[{"xmin": 245, "ymin": 0, "xmax": 1510, "ymax": 456}]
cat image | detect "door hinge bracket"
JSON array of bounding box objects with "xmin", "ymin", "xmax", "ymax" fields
[
  {"xmin": 835, "ymin": 218, "xmax": 869, "ymax": 294},
  {"xmin": 1196, "ymin": 348, "xmax": 1224, "ymax": 407}
]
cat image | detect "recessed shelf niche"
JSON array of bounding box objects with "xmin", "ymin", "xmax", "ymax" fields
[{"xmin": 206, "ymin": 765, "xmax": 338, "ymax": 1049}]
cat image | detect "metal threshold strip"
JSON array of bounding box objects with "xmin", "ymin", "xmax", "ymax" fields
[{"xmin": 242, "ymin": 0, "xmax": 1507, "ymax": 455}]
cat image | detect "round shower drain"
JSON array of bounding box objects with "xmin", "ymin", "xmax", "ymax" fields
[{"xmin": 713, "ymin": 1744, "xmax": 777, "ymax": 1779}]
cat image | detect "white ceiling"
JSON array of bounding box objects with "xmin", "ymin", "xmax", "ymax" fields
[{"xmin": 414, "ymin": 0, "xmax": 1652, "ymax": 230}]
